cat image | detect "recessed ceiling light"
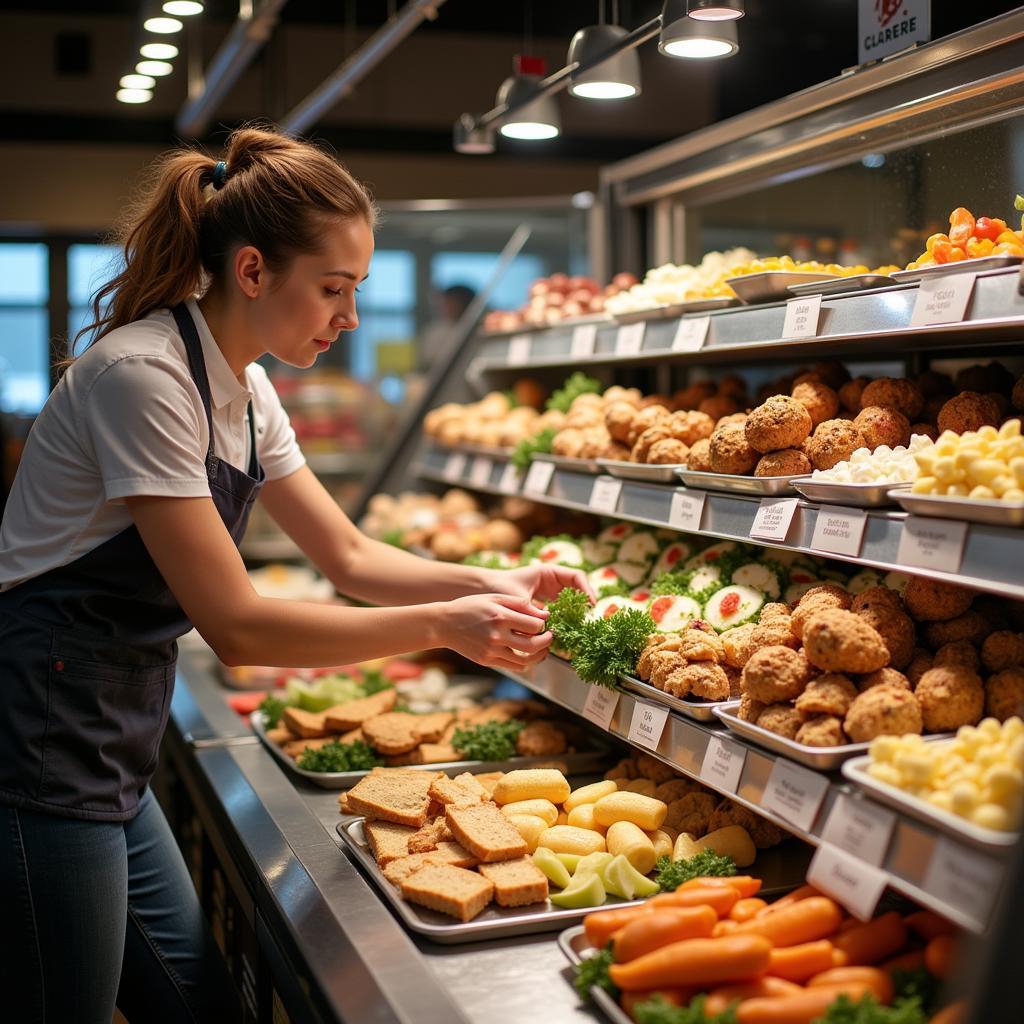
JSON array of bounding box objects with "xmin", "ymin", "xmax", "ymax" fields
[
  {"xmin": 140, "ymin": 42, "xmax": 178, "ymax": 59},
  {"xmin": 137, "ymin": 60, "xmax": 174, "ymax": 77},
  {"xmin": 143, "ymin": 16, "xmax": 183, "ymax": 34},
  {"xmin": 162, "ymin": 1, "xmax": 204, "ymax": 14},
  {"xmin": 120, "ymin": 74, "xmax": 156, "ymax": 89},
  {"xmin": 117, "ymin": 88, "xmax": 153, "ymax": 104}
]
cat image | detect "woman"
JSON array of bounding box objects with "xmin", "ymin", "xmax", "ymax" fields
[{"xmin": 0, "ymin": 127, "xmax": 588, "ymax": 1023}]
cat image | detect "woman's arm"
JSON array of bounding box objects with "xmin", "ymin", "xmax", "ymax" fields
[{"xmin": 126, "ymin": 493, "xmax": 551, "ymax": 671}]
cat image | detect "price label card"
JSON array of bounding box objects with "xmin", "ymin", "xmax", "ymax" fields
[
  {"xmin": 507, "ymin": 334, "xmax": 532, "ymax": 366},
  {"xmin": 582, "ymin": 685, "xmax": 620, "ymax": 731},
  {"xmin": 615, "ymin": 322, "xmax": 646, "ymax": 356},
  {"xmin": 571, "ymin": 324, "xmax": 598, "ymax": 358},
  {"xmin": 672, "ymin": 316, "xmax": 711, "ymax": 353},
  {"xmin": 499, "ymin": 462, "xmax": 523, "ymax": 494},
  {"xmin": 700, "ymin": 735, "xmax": 746, "ymax": 794},
  {"xmin": 762, "ymin": 759, "xmax": 830, "ymax": 833},
  {"xmin": 523, "ymin": 459, "xmax": 556, "ymax": 496},
  {"xmin": 590, "ymin": 476, "xmax": 623, "ymax": 514},
  {"xmin": 897, "ymin": 515, "xmax": 968, "ymax": 574},
  {"xmin": 808, "ymin": 843, "xmax": 888, "ymax": 921},
  {"xmin": 782, "ymin": 293, "xmax": 823, "ymax": 340},
  {"xmin": 923, "ymin": 837, "xmax": 1002, "ymax": 927},
  {"xmin": 469, "ymin": 457, "xmax": 493, "ymax": 488},
  {"xmin": 749, "ymin": 497, "xmax": 800, "ymax": 543},
  {"xmin": 821, "ymin": 793, "xmax": 896, "ymax": 867},
  {"xmin": 627, "ymin": 700, "xmax": 669, "ymax": 753},
  {"xmin": 811, "ymin": 505, "xmax": 868, "ymax": 557},
  {"xmin": 443, "ymin": 452, "xmax": 467, "ymax": 482},
  {"xmin": 910, "ymin": 272, "xmax": 977, "ymax": 327},
  {"xmin": 670, "ymin": 489, "xmax": 706, "ymax": 532}
]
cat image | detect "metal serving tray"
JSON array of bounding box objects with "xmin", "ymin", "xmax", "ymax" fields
[
  {"xmin": 888, "ymin": 489, "xmax": 1024, "ymax": 527},
  {"xmin": 675, "ymin": 468, "xmax": 800, "ymax": 496},
  {"xmin": 596, "ymin": 459, "xmax": 686, "ymax": 483},
  {"xmin": 558, "ymin": 926, "xmax": 632, "ymax": 1024},
  {"xmin": 890, "ymin": 254, "xmax": 1024, "ymax": 282},
  {"xmin": 431, "ymin": 441, "xmax": 513, "ymax": 459},
  {"xmin": 613, "ymin": 297, "xmax": 738, "ymax": 323},
  {"xmin": 843, "ymin": 755, "xmax": 1020, "ymax": 850},
  {"xmin": 252, "ymin": 711, "xmax": 612, "ymax": 789},
  {"xmin": 787, "ymin": 273, "xmax": 895, "ymax": 297},
  {"xmin": 618, "ymin": 673, "xmax": 729, "ymax": 723},
  {"xmin": 533, "ymin": 452, "xmax": 602, "ymax": 474},
  {"xmin": 337, "ymin": 818, "xmax": 645, "ymax": 944},
  {"xmin": 725, "ymin": 271, "xmax": 840, "ymax": 304},
  {"xmin": 791, "ymin": 476, "xmax": 912, "ymax": 508}
]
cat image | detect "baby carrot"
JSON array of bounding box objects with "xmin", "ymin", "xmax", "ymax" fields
[
  {"xmin": 730, "ymin": 897, "xmax": 768, "ymax": 923},
  {"xmin": 925, "ymin": 934, "xmax": 958, "ymax": 980},
  {"xmin": 904, "ymin": 909, "xmax": 957, "ymax": 942},
  {"xmin": 732, "ymin": 897, "xmax": 843, "ymax": 948},
  {"xmin": 834, "ymin": 911, "xmax": 908, "ymax": 966},
  {"xmin": 613, "ymin": 906, "xmax": 717, "ymax": 963},
  {"xmin": 679, "ymin": 875, "xmax": 763, "ymax": 898},
  {"xmin": 766, "ymin": 940, "xmax": 837, "ymax": 982},
  {"xmin": 585, "ymin": 906, "xmax": 654, "ymax": 948},
  {"xmin": 736, "ymin": 981, "xmax": 873, "ymax": 1023},
  {"xmin": 704, "ymin": 977, "xmax": 802, "ymax": 1016},
  {"xmin": 609, "ymin": 934, "xmax": 773, "ymax": 992},
  {"xmin": 808, "ymin": 966, "xmax": 893, "ymax": 1003},
  {"xmin": 649, "ymin": 885, "xmax": 739, "ymax": 917}
]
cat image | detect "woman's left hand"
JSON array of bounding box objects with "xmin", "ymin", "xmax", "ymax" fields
[{"xmin": 484, "ymin": 564, "xmax": 595, "ymax": 605}]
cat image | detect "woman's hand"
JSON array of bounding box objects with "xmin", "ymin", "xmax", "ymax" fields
[
  {"xmin": 442, "ymin": 594, "xmax": 553, "ymax": 672},
  {"xmin": 484, "ymin": 564, "xmax": 595, "ymax": 606}
]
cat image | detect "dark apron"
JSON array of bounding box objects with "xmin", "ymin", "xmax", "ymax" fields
[{"xmin": 0, "ymin": 304, "xmax": 265, "ymax": 821}]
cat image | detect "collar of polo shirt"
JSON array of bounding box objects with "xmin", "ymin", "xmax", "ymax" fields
[{"xmin": 185, "ymin": 297, "xmax": 252, "ymax": 407}]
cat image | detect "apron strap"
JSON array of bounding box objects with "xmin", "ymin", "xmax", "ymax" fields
[
  {"xmin": 170, "ymin": 303, "xmax": 219, "ymax": 480},
  {"xmin": 246, "ymin": 400, "xmax": 259, "ymax": 478}
]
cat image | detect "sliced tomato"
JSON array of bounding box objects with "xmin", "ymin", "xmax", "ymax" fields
[
  {"xmin": 720, "ymin": 592, "xmax": 741, "ymax": 616},
  {"xmin": 650, "ymin": 597, "xmax": 673, "ymax": 623},
  {"xmin": 227, "ymin": 692, "xmax": 267, "ymax": 716},
  {"xmin": 382, "ymin": 659, "xmax": 423, "ymax": 681}
]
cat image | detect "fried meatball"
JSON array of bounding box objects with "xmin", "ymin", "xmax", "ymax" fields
[
  {"xmin": 792, "ymin": 371, "xmax": 821, "ymax": 387},
  {"xmin": 857, "ymin": 667, "xmax": 911, "ymax": 692},
  {"xmin": 791, "ymin": 585, "xmax": 852, "ymax": 639},
  {"xmin": 985, "ymin": 668, "xmax": 1024, "ymax": 722},
  {"xmin": 707, "ymin": 800, "xmax": 784, "ymax": 849},
  {"xmin": 602, "ymin": 440, "xmax": 633, "ymax": 462},
  {"xmin": 839, "ymin": 377, "xmax": 870, "ymax": 414},
  {"xmin": 792, "ymin": 381, "xmax": 840, "ymax": 427},
  {"xmin": 716, "ymin": 412, "xmax": 749, "ymax": 428},
  {"xmin": 672, "ymin": 380, "xmax": 717, "ymax": 410},
  {"xmin": 635, "ymin": 753, "xmax": 678, "ymax": 784},
  {"xmin": 751, "ymin": 617, "xmax": 801, "ymax": 651},
  {"xmin": 812, "ymin": 361, "xmax": 852, "ymax": 390},
  {"xmin": 605, "ymin": 400, "xmax": 639, "ymax": 443},
  {"xmin": 980, "ymin": 631, "xmax": 1024, "ymax": 672},
  {"xmin": 796, "ymin": 715, "xmax": 848, "ymax": 747},
  {"xmin": 794, "ymin": 673, "xmax": 858, "ymax": 717},
  {"xmin": 903, "ymin": 578, "xmax": 974, "ymax": 622},
  {"xmin": 741, "ymin": 645, "xmax": 813, "ymax": 702},
  {"xmin": 737, "ymin": 695, "xmax": 766, "ymax": 723},
  {"xmin": 860, "ymin": 378, "xmax": 924, "ymax": 420},
  {"xmin": 552, "ymin": 427, "xmax": 585, "ymax": 458},
  {"xmin": 934, "ymin": 640, "xmax": 981, "ymax": 672},
  {"xmin": 955, "ymin": 361, "xmax": 1014, "ymax": 395},
  {"xmin": 677, "ymin": 626, "xmax": 726, "ymax": 663},
  {"xmin": 906, "ymin": 649, "xmax": 934, "ymax": 688},
  {"xmin": 639, "ymin": 393, "xmax": 675, "ymax": 411},
  {"xmin": 699, "ymin": 395, "xmax": 741, "ymax": 421},
  {"xmin": 649, "ymin": 650, "xmax": 684, "ymax": 691},
  {"xmin": 718, "ymin": 374, "xmax": 748, "ymax": 398},
  {"xmin": 807, "ymin": 419, "xmax": 867, "ymax": 471},
  {"xmin": 802, "ymin": 609, "xmax": 889, "ymax": 673},
  {"xmin": 709, "ymin": 422, "xmax": 758, "ymax": 475},
  {"xmin": 917, "ymin": 369, "xmax": 954, "ymax": 399},
  {"xmin": 856, "ymin": 605, "xmax": 916, "ymax": 670},
  {"xmin": 745, "ymin": 396, "xmax": 814, "ymax": 454},
  {"xmin": 721, "ymin": 622, "xmax": 759, "ymax": 668},
  {"xmin": 915, "ymin": 667, "xmax": 984, "ymax": 732},
  {"xmin": 631, "ymin": 424, "xmax": 672, "ymax": 463},
  {"xmin": 578, "ymin": 427, "xmax": 612, "ymax": 459},
  {"xmin": 854, "ymin": 406, "xmax": 911, "ymax": 450},
  {"xmin": 850, "ymin": 586, "xmax": 902, "ymax": 615},
  {"xmin": 924, "ymin": 611, "xmax": 992, "ymax": 648},
  {"xmin": 627, "ymin": 405, "xmax": 672, "ymax": 446},
  {"xmin": 755, "ymin": 449, "xmax": 812, "ymax": 477},
  {"xmin": 685, "ymin": 437, "xmax": 713, "ymax": 471},
  {"xmin": 665, "ymin": 792, "xmax": 717, "ymax": 836},
  {"xmin": 756, "ymin": 703, "xmax": 804, "ymax": 740},
  {"xmin": 647, "ymin": 438, "xmax": 690, "ymax": 465},
  {"xmin": 759, "ymin": 602, "xmax": 792, "ymax": 621},
  {"xmin": 516, "ymin": 721, "xmax": 567, "ymax": 757},
  {"xmin": 724, "ymin": 664, "xmax": 742, "ymax": 698},
  {"xmin": 844, "ymin": 684, "xmax": 923, "ymax": 741},
  {"xmin": 937, "ymin": 391, "xmax": 1001, "ymax": 434},
  {"xmin": 667, "ymin": 409, "xmax": 716, "ymax": 446},
  {"xmin": 655, "ymin": 778, "xmax": 703, "ymax": 802},
  {"xmin": 672, "ymin": 662, "xmax": 731, "ymax": 701}
]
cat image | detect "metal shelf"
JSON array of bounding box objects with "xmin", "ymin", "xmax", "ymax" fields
[{"xmin": 511, "ymin": 656, "xmax": 1010, "ymax": 934}]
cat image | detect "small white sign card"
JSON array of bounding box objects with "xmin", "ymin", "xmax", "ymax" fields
[
  {"xmin": 897, "ymin": 516, "xmax": 968, "ymax": 574},
  {"xmin": 782, "ymin": 294, "xmax": 823, "ymax": 340}
]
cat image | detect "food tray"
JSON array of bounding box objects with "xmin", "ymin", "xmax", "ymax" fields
[
  {"xmin": 888, "ymin": 489, "xmax": 1024, "ymax": 527},
  {"xmin": 618, "ymin": 673, "xmax": 729, "ymax": 723},
  {"xmin": 431, "ymin": 441, "xmax": 513, "ymax": 459},
  {"xmin": 725, "ymin": 271, "xmax": 840, "ymax": 304},
  {"xmin": 558, "ymin": 926, "xmax": 632, "ymax": 1024},
  {"xmin": 843, "ymin": 756, "xmax": 1019, "ymax": 849},
  {"xmin": 674, "ymin": 468, "xmax": 800, "ymax": 496},
  {"xmin": 613, "ymin": 297, "xmax": 738, "ymax": 323},
  {"xmin": 251, "ymin": 711, "xmax": 612, "ymax": 789},
  {"xmin": 533, "ymin": 452, "xmax": 602, "ymax": 474},
  {"xmin": 890, "ymin": 254, "xmax": 1024, "ymax": 282},
  {"xmin": 786, "ymin": 273, "xmax": 895, "ymax": 297},
  {"xmin": 337, "ymin": 819, "xmax": 644, "ymax": 943},
  {"xmin": 791, "ymin": 476, "xmax": 912, "ymax": 508},
  {"xmin": 595, "ymin": 459, "xmax": 686, "ymax": 483},
  {"xmin": 558, "ymin": 312, "xmax": 614, "ymax": 327}
]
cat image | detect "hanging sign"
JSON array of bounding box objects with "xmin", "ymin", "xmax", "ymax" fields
[{"xmin": 858, "ymin": 0, "xmax": 931, "ymax": 65}]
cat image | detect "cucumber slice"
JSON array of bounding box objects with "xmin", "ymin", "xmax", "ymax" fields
[
  {"xmin": 588, "ymin": 565, "xmax": 624, "ymax": 595},
  {"xmin": 684, "ymin": 564, "xmax": 724, "ymax": 603},
  {"xmin": 684, "ymin": 540, "xmax": 742, "ymax": 571},
  {"xmin": 649, "ymin": 594, "xmax": 702, "ymax": 632},
  {"xmin": 588, "ymin": 595, "xmax": 631, "ymax": 621},
  {"xmin": 650, "ymin": 542, "xmax": 693, "ymax": 579},
  {"xmin": 618, "ymin": 531, "xmax": 661, "ymax": 566},
  {"xmin": 611, "ymin": 560, "xmax": 650, "ymax": 586},
  {"xmin": 582, "ymin": 537, "xmax": 617, "ymax": 567},
  {"xmin": 597, "ymin": 522, "xmax": 634, "ymax": 546},
  {"xmin": 704, "ymin": 584, "xmax": 765, "ymax": 632},
  {"xmin": 731, "ymin": 561, "xmax": 782, "ymax": 600},
  {"xmin": 629, "ymin": 586, "xmax": 653, "ymax": 605},
  {"xmin": 847, "ymin": 570, "xmax": 883, "ymax": 594},
  {"xmin": 534, "ymin": 539, "xmax": 585, "ymax": 568}
]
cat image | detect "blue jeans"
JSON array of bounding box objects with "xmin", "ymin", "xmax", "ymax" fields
[{"xmin": 0, "ymin": 789, "xmax": 241, "ymax": 1024}]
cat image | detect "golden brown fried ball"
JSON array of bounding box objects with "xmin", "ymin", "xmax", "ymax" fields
[
  {"xmin": 699, "ymin": 395, "xmax": 741, "ymax": 421},
  {"xmin": 635, "ymin": 753, "xmax": 677, "ymax": 784},
  {"xmin": 854, "ymin": 406, "xmax": 911, "ymax": 450},
  {"xmin": 516, "ymin": 721, "xmax": 567, "ymax": 757},
  {"xmin": 745, "ymin": 396, "xmax": 814, "ymax": 454},
  {"xmin": 915, "ymin": 667, "xmax": 984, "ymax": 732},
  {"xmin": 759, "ymin": 602, "xmax": 793, "ymax": 621},
  {"xmin": 724, "ymin": 664, "xmax": 742, "ymax": 698},
  {"xmin": 934, "ymin": 640, "xmax": 981, "ymax": 672},
  {"xmin": 796, "ymin": 715, "xmax": 848, "ymax": 747},
  {"xmin": 578, "ymin": 427, "xmax": 612, "ymax": 459},
  {"xmin": 603, "ymin": 386, "xmax": 642, "ymax": 407},
  {"xmin": 565, "ymin": 407, "xmax": 605, "ymax": 432},
  {"xmin": 737, "ymin": 695, "xmax": 766, "ymax": 723},
  {"xmin": 605, "ymin": 400, "xmax": 639, "ymax": 443},
  {"xmin": 627, "ymin": 405, "xmax": 672, "ymax": 446},
  {"xmin": 937, "ymin": 391, "xmax": 1002, "ymax": 434},
  {"xmin": 955, "ymin": 362, "xmax": 1014, "ymax": 395},
  {"xmin": 795, "ymin": 673, "xmax": 858, "ymax": 717},
  {"xmin": 741, "ymin": 646, "xmax": 813, "ymax": 702},
  {"xmin": 807, "ymin": 419, "xmax": 867, "ymax": 471},
  {"xmin": 654, "ymin": 778, "xmax": 703, "ymax": 802},
  {"xmin": 649, "ymin": 650, "xmax": 684, "ymax": 691},
  {"xmin": 677, "ymin": 626, "xmax": 726, "ymax": 663},
  {"xmin": 751, "ymin": 617, "xmax": 801, "ymax": 651},
  {"xmin": 685, "ymin": 437, "xmax": 713, "ymax": 471},
  {"xmin": 721, "ymin": 623, "xmax": 759, "ymax": 668},
  {"xmin": 857, "ymin": 667, "xmax": 911, "ymax": 692},
  {"xmin": 639, "ymin": 393, "xmax": 675, "ymax": 411},
  {"xmin": 839, "ymin": 377, "xmax": 870, "ymax": 414},
  {"xmin": 665, "ymin": 792, "xmax": 717, "ymax": 835},
  {"xmin": 856, "ymin": 605, "xmax": 916, "ymax": 670},
  {"xmin": 985, "ymin": 669, "xmax": 1024, "ymax": 722},
  {"xmin": 631, "ymin": 424, "xmax": 672, "ymax": 463},
  {"xmin": 709, "ymin": 422, "xmax": 759, "ymax": 475},
  {"xmin": 718, "ymin": 374, "xmax": 748, "ymax": 398},
  {"xmin": 844, "ymin": 684, "xmax": 923, "ymax": 741},
  {"xmin": 716, "ymin": 412, "xmax": 749, "ymax": 428},
  {"xmin": 917, "ymin": 369, "xmax": 954, "ymax": 399},
  {"xmin": 552, "ymin": 427, "xmax": 585, "ymax": 458},
  {"xmin": 647, "ymin": 438, "xmax": 690, "ymax": 465},
  {"xmin": 903, "ymin": 577, "xmax": 974, "ymax": 622},
  {"xmin": 906, "ymin": 649, "xmax": 934, "ymax": 689},
  {"xmin": 755, "ymin": 449, "xmax": 812, "ymax": 477},
  {"xmin": 602, "ymin": 441, "xmax": 633, "ymax": 462},
  {"xmin": 802, "ymin": 609, "xmax": 889, "ymax": 673},
  {"xmin": 791, "ymin": 584, "xmax": 852, "ymax": 639},
  {"xmin": 850, "ymin": 586, "xmax": 902, "ymax": 615},
  {"xmin": 672, "ymin": 381, "xmax": 717, "ymax": 410},
  {"xmin": 792, "ymin": 381, "xmax": 840, "ymax": 427},
  {"xmin": 813, "ymin": 361, "xmax": 852, "ymax": 390},
  {"xmin": 672, "ymin": 662, "xmax": 731, "ymax": 701},
  {"xmin": 792, "ymin": 371, "xmax": 820, "ymax": 387},
  {"xmin": 707, "ymin": 800, "xmax": 785, "ymax": 849},
  {"xmin": 667, "ymin": 409, "xmax": 716, "ymax": 446},
  {"xmin": 924, "ymin": 611, "xmax": 992, "ymax": 648},
  {"xmin": 860, "ymin": 378, "xmax": 924, "ymax": 420},
  {"xmin": 756, "ymin": 703, "xmax": 804, "ymax": 740},
  {"xmin": 980, "ymin": 631, "xmax": 1024, "ymax": 672}
]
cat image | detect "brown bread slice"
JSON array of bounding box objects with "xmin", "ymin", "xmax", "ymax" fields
[
  {"xmin": 345, "ymin": 771, "xmax": 440, "ymax": 827},
  {"xmin": 265, "ymin": 726, "xmax": 294, "ymax": 746},
  {"xmin": 452, "ymin": 772, "xmax": 491, "ymax": 800},
  {"xmin": 382, "ymin": 842, "xmax": 478, "ymax": 884},
  {"xmin": 473, "ymin": 772, "xmax": 505, "ymax": 796},
  {"xmin": 407, "ymin": 816, "xmax": 452, "ymax": 854},
  {"xmin": 413, "ymin": 711, "xmax": 455, "ymax": 744},
  {"xmin": 417, "ymin": 743, "xmax": 458, "ymax": 764},
  {"xmin": 323, "ymin": 689, "xmax": 398, "ymax": 731},
  {"xmin": 445, "ymin": 803, "xmax": 529, "ymax": 863},
  {"xmin": 429, "ymin": 775, "xmax": 487, "ymax": 808},
  {"xmin": 364, "ymin": 821, "xmax": 416, "ymax": 866},
  {"xmin": 477, "ymin": 857, "xmax": 550, "ymax": 907},
  {"xmin": 399, "ymin": 863, "xmax": 494, "ymax": 922},
  {"xmin": 281, "ymin": 706, "xmax": 329, "ymax": 738},
  {"xmin": 282, "ymin": 736, "xmax": 336, "ymax": 759},
  {"xmin": 363, "ymin": 712, "xmax": 424, "ymax": 755}
]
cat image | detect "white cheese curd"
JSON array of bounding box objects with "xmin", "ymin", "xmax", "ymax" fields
[{"xmin": 810, "ymin": 433, "xmax": 933, "ymax": 484}]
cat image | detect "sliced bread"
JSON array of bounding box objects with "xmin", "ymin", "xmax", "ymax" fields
[
  {"xmin": 445, "ymin": 803, "xmax": 529, "ymax": 863},
  {"xmin": 363, "ymin": 820, "xmax": 415, "ymax": 866},
  {"xmin": 477, "ymin": 857, "xmax": 550, "ymax": 907},
  {"xmin": 281, "ymin": 706, "xmax": 329, "ymax": 738},
  {"xmin": 429, "ymin": 774, "xmax": 486, "ymax": 809},
  {"xmin": 323, "ymin": 689, "xmax": 398, "ymax": 731},
  {"xmin": 345, "ymin": 771, "xmax": 440, "ymax": 827},
  {"xmin": 399, "ymin": 863, "xmax": 494, "ymax": 922}
]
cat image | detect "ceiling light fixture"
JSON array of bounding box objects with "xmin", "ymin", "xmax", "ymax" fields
[
  {"xmin": 660, "ymin": 1, "xmax": 739, "ymax": 58},
  {"xmin": 120, "ymin": 73, "xmax": 156, "ymax": 89},
  {"xmin": 453, "ymin": 112, "xmax": 496, "ymax": 154},
  {"xmin": 143, "ymin": 16, "xmax": 183, "ymax": 34},
  {"xmin": 117, "ymin": 88, "xmax": 153, "ymax": 104},
  {"xmin": 140, "ymin": 41, "xmax": 178, "ymax": 59},
  {"xmin": 137, "ymin": 59, "xmax": 174, "ymax": 76},
  {"xmin": 497, "ymin": 56, "xmax": 561, "ymax": 140},
  {"xmin": 162, "ymin": 0, "xmax": 204, "ymax": 14},
  {"xmin": 686, "ymin": 0, "xmax": 744, "ymax": 20},
  {"xmin": 568, "ymin": 23, "xmax": 641, "ymax": 99}
]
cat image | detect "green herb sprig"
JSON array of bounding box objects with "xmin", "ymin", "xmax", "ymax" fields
[
  {"xmin": 654, "ymin": 850, "xmax": 736, "ymax": 892},
  {"xmin": 297, "ymin": 739, "xmax": 383, "ymax": 773},
  {"xmin": 633, "ymin": 994, "xmax": 738, "ymax": 1024},
  {"xmin": 546, "ymin": 372, "xmax": 602, "ymax": 414},
  {"xmin": 259, "ymin": 695, "xmax": 288, "ymax": 728},
  {"xmin": 573, "ymin": 944, "xmax": 618, "ymax": 1001},
  {"xmin": 451, "ymin": 719, "xmax": 526, "ymax": 761},
  {"xmin": 511, "ymin": 428, "xmax": 556, "ymax": 470},
  {"xmin": 572, "ymin": 608, "xmax": 656, "ymax": 688},
  {"xmin": 813, "ymin": 994, "xmax": 927, "ymax": 1024}
]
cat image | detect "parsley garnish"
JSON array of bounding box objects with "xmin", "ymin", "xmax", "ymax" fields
[
  {"xmin": 297, "ymin": 739, "xmax": 383, "ymax": 773},
  {"xmin": 654, "ymin": 851, "xmax": 736, "ymax": 892},
  {"xmin": 451, "ymin": 719, "xmax": 527, "ymax": 761}
]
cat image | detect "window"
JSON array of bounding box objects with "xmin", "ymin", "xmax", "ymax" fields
[
  {"xmin": 431, "ymin": 252, "xmax": 546, "ymax": 312},
  {"xmin": 0, "ymin": 243, "xmax": 49, "ymax": 413},
  {"xmin": 348, "ymin": 249, "xmax": 415, "ymax": 381},
  {"xmin": 68, "ymin": 243, "xmax": 122, "ymax": 353}
]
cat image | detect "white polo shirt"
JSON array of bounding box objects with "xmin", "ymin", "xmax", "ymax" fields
[{"xmin": 0, "ymin": 298, "xmax": 306, "ymax": 590}]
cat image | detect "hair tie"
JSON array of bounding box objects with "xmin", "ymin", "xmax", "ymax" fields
[{"xmin": 211, "ymin": 160, "xmax": 228, "ymax": 190}]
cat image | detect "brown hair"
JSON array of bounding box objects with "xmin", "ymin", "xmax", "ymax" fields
[{"xmin": 77, "ymin": 124, "xmax": 376, "ymax": 349}]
